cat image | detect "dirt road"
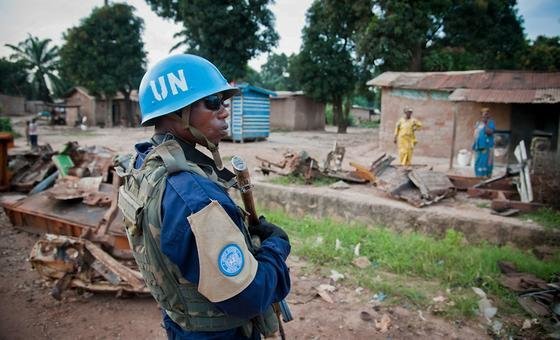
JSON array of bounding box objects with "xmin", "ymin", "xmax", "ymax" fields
[{"xmin": 0, "ymin": 123, "xmax": 490, "ymax": 339}]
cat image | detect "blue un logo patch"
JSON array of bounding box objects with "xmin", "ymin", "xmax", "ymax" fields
[{"xmin": 218, "ymin": 244, "xmax": 244, "ymax": 276}]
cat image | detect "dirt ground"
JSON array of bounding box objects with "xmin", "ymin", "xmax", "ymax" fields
[{"xmin": 0, "ymin": 120, "xmax": 494, "ymax": 339}]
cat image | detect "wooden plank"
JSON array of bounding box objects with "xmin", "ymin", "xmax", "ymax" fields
[
  {"xmin": 491, "ymin": 199, "xmax": 544, "ymax": 213},
  {"xmin": 467, "ymin": 188, "xmax": 519, "ymax": 200}
]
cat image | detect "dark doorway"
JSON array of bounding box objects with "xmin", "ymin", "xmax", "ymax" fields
[{"xmin": 510, "ymin": 104, "xmax": 560, "ymax": 159}]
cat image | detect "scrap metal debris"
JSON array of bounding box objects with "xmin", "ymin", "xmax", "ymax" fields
[
  {"xmin": 375, "ymin": 165, "xmax": 455, "ymax": 207},
  {"xmin": 30, "ymin": 234, "xmax": 149, "ymax": 299},
  {"xmin": 9, "ymin": 144, "xmax": 56, "ymax": 192},
  {"xmin": 323, "ymin": 141, "xmax": 345, "ymax": 172},
  {"xmin": 498, "ymin": 261, "xmax": 560, "ymax": 334},
  {"xmin": 48, "ymin": 176, "xmax": 103, "ymax": 201}
]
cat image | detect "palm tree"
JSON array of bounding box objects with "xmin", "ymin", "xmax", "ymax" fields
[{"xmin": 5, "ymin": 34, "xmax": 63, "ymax": 101}]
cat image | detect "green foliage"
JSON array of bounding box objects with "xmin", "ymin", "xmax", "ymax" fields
[
  {"xmin": 438, "ymin": 0, "xmax": 526, "ymax": 70},
  {"xmin": 0, "ymin": 118, "xmax": 14, "ymax": 133},
  {"xmin": 521, "ymin": 35, "xmax": 560, "ymax": 71},
  {"xmin": 239, "ymin": 65, "xmax": 263, "ymax": 87},
  {"xmin": 269, "ymin": 174, "xmax": 338, "ymax": 187},
  {"xmin": 291, "ymin": 0, "xmax": 371, "ymax": 133},
  {"xmin": 265, "ymin": 210, "xmax": 560, "ymax": 310},
  {"xmin": 0, "ymin": 58, "xmax": 32, "ymax": 98},
  {"xmin": 146, "ymin": 0, "xmax": 278, "ymax": 81},
  {"xmin": 522, "ymin": 208, "xmax": 560, "ymax": 230},
  {"xmin": 59, "ymin": 3, "xmax": 146, "ymax": 125},
  {"xmin": 356, "ymin": 119, "xmax": 379, "ymax": 128},
  {"xmin": 259, "ymin": 53, "xmax": 297, "ymax": 91},
  {"xmin": 324, "ymin": 104, "xmax": 333, "ymax": 125},
  {"xmin": 60, "ymin": 3, "xmax": 146, "ymax": 96},
  {"xmin": 5, "ymin": 34, "xmax": 62, "ymax": 101},
  {"xmin": 357, "ymin": 0, "xmax": 526, "ymax": 72}
]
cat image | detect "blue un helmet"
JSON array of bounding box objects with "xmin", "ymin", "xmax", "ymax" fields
[{"xmin": 139, "ymin": 54, "xmax": 238, "ymax": 126}]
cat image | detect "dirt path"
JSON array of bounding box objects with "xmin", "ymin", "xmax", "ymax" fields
[
  {"xmin": 0, "ymin": 122, "xmax": 491, "ymax": 339},
  {"xmin": 0, "ymin": 208, "xmax": 489, "ymax": 340}
]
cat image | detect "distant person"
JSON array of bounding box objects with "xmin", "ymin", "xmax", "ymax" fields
[
  {"xmin": 29, "ymin": 118, "xmax": 38, "ymax": 149},
  {"xmin": 472, "ymin": 107, "xmax": 495, "ymax": 177},
  {"xmin": 393, "ymin": 107, "xmax": 422, "ymax": 166},
  {"xmin": 25, "ymin": 120, "xmax": 30, "ymax": 145}
]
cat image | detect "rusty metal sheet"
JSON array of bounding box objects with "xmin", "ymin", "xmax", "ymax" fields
[
  {"xmin": 467, "ymin": 188, "xmax": 519, "ymax": 200},
  {"xmin": 449, "ymin": 89, "xmax": 540, "ymax": 103},
  {"xmin": 1, "ymin": 183, "xmax": 129, "ymax": 253},
  {"xmin": 408, "ymin": 169, "xmax": 455, "ymax": 200},
  {"xmin": 491, "ymin": 199, "xmax": 545, "ymax": 213},
  {"xmin": 375, "ymin": 166, "xmax": 453, "ymax": 207},
  {"xmin": 448, "ymin": 175, "xmax": 514, "ymax": 191},
  {"xmin": 369, "ymin": 71, "xmax": 560, "ymax": 93}
]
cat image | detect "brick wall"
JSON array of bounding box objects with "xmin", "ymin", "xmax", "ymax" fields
[
  {"xmin": 380, "ymin": 88, "xmax": 512, "ymax": 160},
  {"xmin": 531, "ymin": 150, "xmax": 560, "ymax": 207}
]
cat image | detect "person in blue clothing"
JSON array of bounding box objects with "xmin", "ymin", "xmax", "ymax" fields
[
  {"xmin": 472, "ymin": 107, "xmax": 496, "ymax": 177},
  {"xmin": 116, "ymin": 54, "xmax": 291, "ymax": 340}
]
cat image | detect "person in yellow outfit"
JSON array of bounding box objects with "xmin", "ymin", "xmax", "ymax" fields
[{"xmin": 393, "ymin": 107, "xmax": 422, "ymax": 166}]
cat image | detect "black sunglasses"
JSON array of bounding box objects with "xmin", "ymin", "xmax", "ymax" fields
[{"xmin": 202, "ymin": 94, "xmax": 226, "ymax": 111}]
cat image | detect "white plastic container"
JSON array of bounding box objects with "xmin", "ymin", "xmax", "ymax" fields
[{"xmin": 457, "ymin": 149, "xmax": 471, "ymax": 167}]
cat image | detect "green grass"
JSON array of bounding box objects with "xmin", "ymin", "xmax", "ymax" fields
[
  {"xmin": 268, "ymin": 174, "xmax": 339, "ymax": 187},
  {"xmin": 263, "ymin": 209, "xmax": 560, "ymax": 318},
  {"xmin": 356, "ymin": 119, "xmax": 380, "ymax": 129},
  {"xmin": 522, "ymin": 208, "xmax": 560, "ymax": 230},
  {"xmin": 476, "ymin": 202, "xmax": 490, "ymax": 209}
]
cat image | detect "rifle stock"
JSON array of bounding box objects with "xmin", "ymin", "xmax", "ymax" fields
[{"xmin": 230, "ymin": 156, "xmax": 294, "ymax": 334}]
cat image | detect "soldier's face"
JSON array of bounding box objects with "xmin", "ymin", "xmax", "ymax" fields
[{"xmin": 189, "ymin": 93, "xmax": 230, "ymax": 145}]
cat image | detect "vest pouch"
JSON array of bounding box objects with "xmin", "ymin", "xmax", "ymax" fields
[
  {"xmin": 252, "ymin": 305, "xmax": 279, "ymax": 337},
  {"xmin": 118, "ymin": 186, "xmax": 144, "ymax": 236}
]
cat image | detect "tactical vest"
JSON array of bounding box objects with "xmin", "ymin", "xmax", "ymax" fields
[{"xmin": 115, "ymin": 139, "xmax": 278, "ymax": 335}]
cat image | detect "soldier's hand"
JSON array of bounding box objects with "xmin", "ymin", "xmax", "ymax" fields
[{"xmin": 249, "ymin": 216, "xmax": 289, "ymax": 242}]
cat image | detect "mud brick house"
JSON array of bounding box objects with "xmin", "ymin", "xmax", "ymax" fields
[
  {"xmin": 270, "ymin": 91, "xmax": 325, "ymax": 131},
  {"xmin": 368, "ymin": 71, "xmax": 560, "ymax": 164},
  {"xmin": 64, "ymin": 87, "xmax": 140, "ymax": 127}
]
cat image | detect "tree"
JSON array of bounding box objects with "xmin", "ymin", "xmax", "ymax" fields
[
  {"xmin": 145, "ymin": 0, "xmax": 278, "ymax": 80},
  {"xmin": 438, "ymin": 0, "xmax": 525, "ymax": 70},
  {"xmin": 239, "ymin": 66, "xmax": 263, "ymax": 87},
  {"xmin": 521, "ymin": 36, "xmax": 560, "ymax": 71},
  {"xmin": 59, "ymin": 3, "xmax": 146, "ymax": 126},
  {"xmin": 5, "ymin": 35, "xmax": 62, "ymax": 101},
  {"xmin": 358, "ymin": 0, "xmax": 526, "ymax": 72},
  {"xmin": 0, "ymin": 58, "xmax": 32, "ymax": 98},
  {"xmin": 291, "ymin": 0, "xmax": 370, "ymax": 133},
  {"xmin": 260, "ymin": 53, "xmax": 297, "ymax": 91}
]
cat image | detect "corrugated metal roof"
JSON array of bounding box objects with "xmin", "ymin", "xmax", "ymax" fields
[
  {"xmin": 448, "ymin": 89, "xmax": 538, "ymax": 103},
  {"xmin": 368, "ymin": 71, "xmax": 560, "ymax": 103}
]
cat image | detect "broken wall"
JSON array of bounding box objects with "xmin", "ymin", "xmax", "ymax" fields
[{"xmin": 532, "ymin": 151, "xmax": 560, "ymax": 208}]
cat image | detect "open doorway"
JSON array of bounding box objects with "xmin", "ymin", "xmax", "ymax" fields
[{"xmin": 510, "ymin": 104, "xmax": 560, "ymax": 159}]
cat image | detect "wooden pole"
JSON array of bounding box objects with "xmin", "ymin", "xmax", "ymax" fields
[{"xmin": 449, "ymin": 106, "xmax": 458, "ymax": 170}]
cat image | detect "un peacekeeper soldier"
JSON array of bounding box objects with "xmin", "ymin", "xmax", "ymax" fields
[{"xmin": 115, "ymin": 54, "xmax": 291, "ymax": 339}]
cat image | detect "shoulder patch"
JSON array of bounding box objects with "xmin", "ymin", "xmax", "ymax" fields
[
  {"xmin": 188, "ymin": 200, "xmax": 257, "ymax": 302},
  {"xmin": 218, "ymin": 244, "xmax": 244, "ymax": 276}
]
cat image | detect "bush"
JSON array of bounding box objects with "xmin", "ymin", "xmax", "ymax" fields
[{"xmin": 0, "ymin": 117, "xmax": 14, "ymax": 133}]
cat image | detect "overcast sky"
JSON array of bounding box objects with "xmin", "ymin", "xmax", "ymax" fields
[{"xmin": 0, "ymin": 0, "xmax": 558, "ymax": 71}]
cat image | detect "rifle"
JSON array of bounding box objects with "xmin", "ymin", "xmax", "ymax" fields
[{"xmin": 230, "ymin": 156, "xmax": 293, "ymax": 338}]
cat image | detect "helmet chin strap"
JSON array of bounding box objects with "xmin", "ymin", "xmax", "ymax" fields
[{"xmin": 179, "ymin": 106, "xmax": 224, "ymax": 170}]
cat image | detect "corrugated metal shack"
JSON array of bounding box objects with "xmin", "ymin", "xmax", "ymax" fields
[
  {"xmin": 227, "ymin": 84, "xmax": 275, "ymax": 142},
  {"xmin": 367, "ymin": 71, "xmax": 560, "ymax": 164}
]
